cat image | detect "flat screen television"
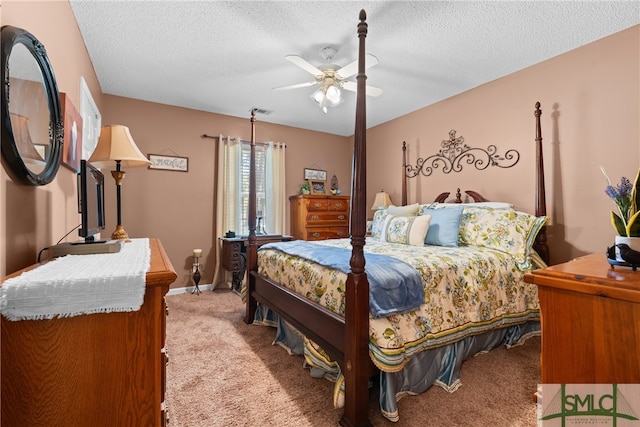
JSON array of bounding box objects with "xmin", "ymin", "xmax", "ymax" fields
[{"xmin": 77, "ymin": 159, "xmax": 106, "ymax": 243}]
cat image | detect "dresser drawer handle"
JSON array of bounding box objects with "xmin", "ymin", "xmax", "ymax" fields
[
  {"xmin": 314, "ymin": 202, "xmax": 322, "ymax": 208},
  {"xmin": 312, "ymin": 232, "xmax": 321, "ymax": 238},
  {"xmin": 336, "ymin": 203, "xmax": 343, "ymax": 208},
  {"xmin": 337, "ymin": 215, "xmax": 345, "ymax": 220},
  {"xmin": 312, "ymin": 215, "xmax": 319, "ymax": 220},
  {"xmin": 336, "ymin": 231, "xmax": 345, "ymax": 236}
]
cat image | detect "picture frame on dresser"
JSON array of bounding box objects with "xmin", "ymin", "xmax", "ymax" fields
[{"xmin": 309, "ymin": 179, "xmax": 326, "ymax": 194}]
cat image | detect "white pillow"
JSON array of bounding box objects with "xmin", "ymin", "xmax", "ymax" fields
[
  {"xmin": 386, "ymin": 203, "xmax": 420, "ymax": 216},
  {"xmin": 380, "ymin": 214, "xmax": 431, "ymax": 246}
]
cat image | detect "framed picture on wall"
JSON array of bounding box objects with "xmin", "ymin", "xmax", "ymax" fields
[
  {"xmin": 60, "ymin": 93, "xmax": 83, "ymax": 172},
  {"xmin": 79, "ymin": 76, "xmax": 101, "ymax": 161},
  {"xmin": 304, "ymin": 168, "xmax": 327, "ymax": 181},
  {"xmin": 309, "ymin": 179, "xmax": 326, "ymax": 194}
]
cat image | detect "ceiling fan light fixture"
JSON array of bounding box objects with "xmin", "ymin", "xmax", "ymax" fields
[
  {"xmin": 325, "ymin": 85, "xmax": 341, "ymax": 103},
  {"xmin": 311, "ymin": 84, "xmax": 343, "ymax": 114}
]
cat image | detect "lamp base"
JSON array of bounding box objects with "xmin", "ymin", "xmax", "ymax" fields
[{"xmin": 111, "ymin": 225, "xmax": 130, "ymax": 241}]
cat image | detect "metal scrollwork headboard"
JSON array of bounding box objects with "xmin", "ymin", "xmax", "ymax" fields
[{"xmin": 404, "ymin": 130, "xmax": 520, "ymax": 178}]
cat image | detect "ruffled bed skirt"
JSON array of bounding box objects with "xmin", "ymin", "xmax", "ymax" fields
[{"xmin": 253, "ymin": 303, "xmax": 540, "ymax": 422}]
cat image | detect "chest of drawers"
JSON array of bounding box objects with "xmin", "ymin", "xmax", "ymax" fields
[
  {"xmin": 289, "ymin": 194, "xmax": 350, "ymax": 241},
  {"xmin": 1, "ymin": 238, "xmax": 176, "ymax": 426}
]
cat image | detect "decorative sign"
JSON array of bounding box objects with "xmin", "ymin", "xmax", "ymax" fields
[
  {"xmin": 304, "ymin": 168, "xmax": 327, "ymax": 181},
  {"xmin": 148, "ymin": 154, "xmax": 189, "ymax": 172},
  {"xmin": 405, "ymin": 130, "xmax": 520, "ymax": 178}
]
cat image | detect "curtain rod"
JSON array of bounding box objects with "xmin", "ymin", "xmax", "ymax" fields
[{"xmin": 200, "ymin": 134, "xmax": 285, "ymax": 148}]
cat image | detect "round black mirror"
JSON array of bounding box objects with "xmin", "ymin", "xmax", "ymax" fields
[{"xmin": 1, "ymin": 25, "xmax": 63, "ymax": 186}]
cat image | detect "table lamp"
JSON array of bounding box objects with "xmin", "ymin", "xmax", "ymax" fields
[
  {"xmin": 88, "ymin": 125, "xmax": 151, "ymax": 240},
  {"xmin": 371, "ymin": 190, "xmax": 392, "ymax": 211}
]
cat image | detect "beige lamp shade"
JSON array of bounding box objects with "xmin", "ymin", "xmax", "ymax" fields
[
  {"xmin": 10, "ymin": 113, "xmax": 45, "ymax": 165},
  {"xmin": 88, "ymin": 125, "xmax": 151, "ymax": 168},
  {"xmin": 371, "ymin": 190, "xmax": 392, "ymax": 210}
]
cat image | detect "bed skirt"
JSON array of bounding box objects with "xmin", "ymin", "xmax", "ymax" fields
[{"xmin": 253, "ymin": 303, "xmax": 540, "ymax": 422}]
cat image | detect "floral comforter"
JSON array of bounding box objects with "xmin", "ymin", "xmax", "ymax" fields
[{"xmin": 256, "ymin": 237, "xmax": 540, "ymax": 372}]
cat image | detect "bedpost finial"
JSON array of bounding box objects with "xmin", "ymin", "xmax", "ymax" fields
[{"xmin": 359, "ymin": 9, "xmax": 366, "ymax": 21}]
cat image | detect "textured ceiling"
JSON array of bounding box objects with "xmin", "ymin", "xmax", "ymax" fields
[{"xmin": 70, "ymin": 1, "xmax": 639, "ymax": 136}]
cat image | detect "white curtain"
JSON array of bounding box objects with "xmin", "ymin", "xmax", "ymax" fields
[
  {"xmin": 265, "ymin": 141, "xmax": 287, "ymax": 235},
  {"xmin": 213, "ymin": 135, "xmax": 242, "ymax": 289},
  {"xmin": 212, "ymin": 136, "xmax": 287, "ymax": 289}
]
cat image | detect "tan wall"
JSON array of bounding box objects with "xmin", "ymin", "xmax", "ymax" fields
[
  {"xmin": 0, "ymin": 1, "xmax": 352, "ymax": 283},
  {"xmin": 368, "ymin": 25, "xmax": 639, "ymax": 265},
  {"xmin": 1, "ymin": 1, "xmax": 638, "ymax": 278},
  {"xmin": 99, "ymin": 95, "xmax": 350, "ymax": 286},
  {"xmin": 1, "ymin": 0, "xmax": 104, "ymax": 276}
]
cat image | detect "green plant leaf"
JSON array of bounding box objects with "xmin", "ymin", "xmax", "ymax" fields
[
  {"xmin": 611, "ymin": 211, "xmax": 627, "ymax": 236},
  {"xmin": 632, "ymin": 168, "xmax": 640, "ymax": 219},
  {"xmin": 626, "ymin": 210, "xmax": 640, "ymax": 237}
]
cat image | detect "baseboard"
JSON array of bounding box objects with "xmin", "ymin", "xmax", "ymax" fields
[{"xmin": 167, "ymin": 284, "xmax": 214, "ymax": 296}]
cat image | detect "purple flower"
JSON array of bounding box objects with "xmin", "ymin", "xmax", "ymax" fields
[
  {"xmin": 605, "ymin": 185, "xmax": 619, "ymax": 199},
  {"xmin": 618, "ymin": 177, "xmax": 633, "ymax": 197}
]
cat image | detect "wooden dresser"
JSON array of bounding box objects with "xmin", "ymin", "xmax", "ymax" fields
[
  {"xmin": 289, "ymin": 194, "xmax": 350, "ymax": 240},
  {"xmin": 1, "ymin": 238, "xmax": 176, "ymax": 427},
  {"xmin": 524, "ymin": 253, "xmax": 640, "ymax": 384}
]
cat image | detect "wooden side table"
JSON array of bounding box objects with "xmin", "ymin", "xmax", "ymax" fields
[
  {"xmin": 219, "ymin": 234, "xmax": 292, "ymax": 291},
  {"xmin": 524, "ymin": 253, "xmax": 640, "ymax": 384}
]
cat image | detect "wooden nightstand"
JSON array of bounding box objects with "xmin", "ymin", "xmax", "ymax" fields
[
  {"xmin": 524, "ymin": 253, "xmax": 640, "ymax": 384},
  {"xmin": 219, "ymin": 234, "xmax": 292, "ymax": 291}
]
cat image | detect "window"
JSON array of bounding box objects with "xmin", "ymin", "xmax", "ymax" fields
[
  {"xmin": 218, "ymin": 137, "xmax": 286, "ymax": 239},
  {"xmin": 238, "ymin": 143, "xmax": 266, "ymax": 235}
]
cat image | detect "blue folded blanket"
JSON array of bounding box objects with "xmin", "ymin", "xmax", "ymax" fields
[{"xmin": 259, "ymin": 240, "xmax": 424, "ymax": 319}]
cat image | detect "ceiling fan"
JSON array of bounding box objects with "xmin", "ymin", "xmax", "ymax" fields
[{"xmin": 274, "ymin": 46, "xmax": 383, "ymax": 113}]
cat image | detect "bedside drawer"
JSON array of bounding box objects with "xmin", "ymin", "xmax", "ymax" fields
[
  {"xmin": 225, "ymin": 242, "xmax": 242, "ymax": 253},
  {"xmin": 224, "ymin": 260, "xmax": 242, "ymax": 271}
]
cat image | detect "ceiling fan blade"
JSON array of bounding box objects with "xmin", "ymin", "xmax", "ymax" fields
[
  {"xmin": 273, "ymin": 81, "xmax": 319, "ymax": 91},
  {"xmin": 342, "ymin": 81, "xmax": 383, "ymax": 97},
  {"xmin": 285, "ymin": 55, "xmax": 323, "ymax": 76},
  {"xmin": 336, "ymin": 54, "xmax": 379, "ymax": 79}
]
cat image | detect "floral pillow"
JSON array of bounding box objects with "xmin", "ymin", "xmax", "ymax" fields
[
  {"xmin": 457, "ymin": 206, "xmax": 547, "ymax": 269},
  {"xmin": 380, "ymin": 214, "xmax": 431, "ymax": 246},
  {"xmin": 370, "ymin": 203, "xmax": 420, "ymax": 240}
]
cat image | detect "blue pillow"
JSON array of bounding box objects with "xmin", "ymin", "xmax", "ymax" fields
[{"xmin": 423, "ymin": 206, "xmax": 464, "ymax": 247}]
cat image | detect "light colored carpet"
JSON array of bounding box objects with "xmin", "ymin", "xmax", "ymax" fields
[{"xmin": 165, "ymin": 289, "xmax": 539, "ymax": 426}]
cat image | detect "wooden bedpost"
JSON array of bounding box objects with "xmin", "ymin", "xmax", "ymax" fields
[
  {"xmin": 402, "ymin": 141, "xmax": 407, "ymax": 206},
  {"xmin": 341, "ymin": 9, "xmax": 372, "ymax": 427},
  {"xmin": 244, "ymin": 108, "xmax": 258, "ymax": 324},
  {"xmin": 533, "ymin": 102, "xmax": 550, "ymax": 265}
]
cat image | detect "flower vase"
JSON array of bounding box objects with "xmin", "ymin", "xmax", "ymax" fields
[{"xmin": 614, "ymin": 236, "xmax": 640, "ymax": 262}]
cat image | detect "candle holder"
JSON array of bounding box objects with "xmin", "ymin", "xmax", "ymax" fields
[{"xmin": 192, "ymin": 250, "xmax": 202, "ymax": 295}]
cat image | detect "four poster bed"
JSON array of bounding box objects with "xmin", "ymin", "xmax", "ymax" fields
[{"xmin": 242, "ymin": 10, "xmax": 548, "ymax": 427}]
